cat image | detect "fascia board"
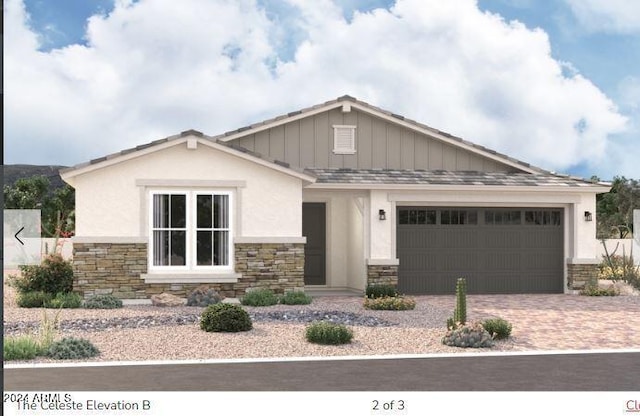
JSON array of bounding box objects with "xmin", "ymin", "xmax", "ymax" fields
[
  {"xmin": 218, "ymin": 101, "xmax": 345, "ymax": 143},
  {"xmin": 306, "ymin": 182, "xmax": 610, "ymax": 193}
]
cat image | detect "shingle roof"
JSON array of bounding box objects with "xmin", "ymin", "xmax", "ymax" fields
[
  {"xmin": 305, "ymin": 168, "xmax": 603, "ymax": 187},
  {"xmin": 59, "ymin": 129, "xmax": 308, "ymax": 177},
  {"xmin": 59, "ymin": 96, "xmax": 607, "ymax": 188}
]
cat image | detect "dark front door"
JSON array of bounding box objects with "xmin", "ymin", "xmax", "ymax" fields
[{"xmin": 303, "ymin": 202, "xmax": 326, "ymax": 285}]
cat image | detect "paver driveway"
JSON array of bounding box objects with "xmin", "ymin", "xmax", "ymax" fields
[{"xmin": 423, "ymin": 294, "xmax": 640, "ymax": 350}]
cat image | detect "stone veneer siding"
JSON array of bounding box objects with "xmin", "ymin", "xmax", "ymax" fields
[
  {"xmin": 567, "ymin": 263, "xmax": 599, "ymax": 290},
  {"xmin": 73, "ymin": 242, "xmax": 304, "ymax": 299},
  {"xmin": 233, "ymin": 243, "xmax": 305, "ymax": 296},
  {"xmin": 367, "ymin": 264, "xmax": 398, "ymax": 287}
]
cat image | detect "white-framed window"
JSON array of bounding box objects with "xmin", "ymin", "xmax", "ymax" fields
[
  {"xmin": 149, "ymin": 190, "xmax": 232, "ymax": 271},
  {"xmin": 333, "ymin": 125, "xmax": 356, "ymax": 154}
]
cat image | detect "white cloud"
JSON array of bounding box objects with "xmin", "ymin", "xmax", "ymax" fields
[
  {"xmin": 564, "ymin": 0, "xmax": 640, "ymax": 34},
  {"xmin": 3, "ymin": 0, "xmax": 633, "ymax": 178}
]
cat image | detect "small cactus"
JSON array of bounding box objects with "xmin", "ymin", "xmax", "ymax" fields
[{"xmin": 453, "ymin": 278, "xmax": 467, "ymax": 325}]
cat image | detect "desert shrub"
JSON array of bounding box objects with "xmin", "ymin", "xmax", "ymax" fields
[
  {"xmin": 240, "ymin": 288, "xmax": 278, "ymax": 306},
  {"xmin": 305, "ymin": 321, "xmax": 353, "ymax": 345},
  {"xmin": 83, "ymin": 294, "xmax": 123, "ymax": 309},
  {"xmin": 599, "ymin": 245, "xmax": 640, "ymax": 290},
  {"xmin": 200, "ymin": 303, "xmax": 253, "ymax": 332},
  {"xmin": 279, "ymin": 291, "xmax": 313, "ymax": 305},
  {"xmin": 45, "ymin": 292, "xmax": 83, "ymax": 308},
  {"xmin": 5, "ymin": 309, "xmax": 63, "ymax": 360},
  {"xmin": 3, "ymin": 336, "xmax": 43, "ymax": 361},
  {"xmin": 38, "ymin": 309, "xmax": 62, "ymax": 351},
  {"xmin": 12, "ymin": 254, "xmax": 74, "ymax": 295},
  {"xmin": 46, "ymin": 337, "xmax": 100, "ymax": 360},
  {"xmin": 187, "ymin": 286, "xmax": 223, "ymax": 307},
  {"xmin": 17, "ymin": 291, "xmax": 53, "ymax": 308},
  {"xmin": 363, "ymin": 296, "xmax": 416, "ymax": 310},
  {"xmin": 482, "ymin": 318, "xmax": 513, "ymax": 340},
  {"xmin": 442, "ymin": 322, "xmax": 494, "ymax": 348},
  {"xmin": 365, "ymin": 284, "xmax": 399, "ymax": 299},
  {"xmin": 580, "ymin": 285, "xmax": 619, "ymax": 296}
]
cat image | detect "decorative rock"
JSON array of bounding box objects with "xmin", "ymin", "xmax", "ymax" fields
[{"xmin": 151, "ymin": 293, "xmax": 185, "ymax": 307}]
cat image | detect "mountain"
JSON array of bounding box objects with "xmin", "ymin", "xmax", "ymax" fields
[{"xmin": 3, "ymin": 164, "xmax": 69, "ymax": 190}]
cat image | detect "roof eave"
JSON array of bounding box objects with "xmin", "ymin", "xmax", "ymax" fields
[
  {"xmin": 306, "ymin": 183, "xmax": 611, "ymax": 192},
  {"xmin": 60, "ymin": 135, "xmax": 317, "ymax": 184}
]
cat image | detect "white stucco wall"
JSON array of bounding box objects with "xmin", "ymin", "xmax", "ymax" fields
[
  {"xmin": 67, "ymin": 138, "xmax": 304, "ymax": 239},
  {"xmin": 369, "ymin": 190, "xmax": 395, "ymax": 259},
  {"xmin": 347, "ymin": 196, "xmax": 367, "ymax": 290}
]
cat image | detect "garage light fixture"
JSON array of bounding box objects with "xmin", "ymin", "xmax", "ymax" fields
[
  {"xmin": 379, "ymin": 209, "xmax": 386, "ymax": 221},
  {"xmin": 584, "ymin": 211, "xmax": 593, "ymax": 222}
]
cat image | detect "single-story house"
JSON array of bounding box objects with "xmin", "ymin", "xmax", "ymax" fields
[{"xmin": 61, "ymin": 95, "xmax": 609, "ymax": 300}]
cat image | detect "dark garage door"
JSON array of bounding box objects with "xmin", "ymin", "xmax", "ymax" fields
[{"xmin": 397, "ymin": 207, "xmax": 563, "ymax": 294}]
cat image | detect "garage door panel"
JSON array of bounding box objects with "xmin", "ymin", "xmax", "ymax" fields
[
  {"xmin": 440, "ymin": 252, "xmax": 478, "ymax": 270},
  {"xmin": 482, "ymin": 252, "xmax": 523, "ymax": 270},
  {"xmin": 400, "ymin": 250, "xmax": 438, "ymax": 270},
  {"xmin": 397, "ymin": 207, "xmax": 563, "ymax": 295},
  {"xmin": 480, "ymin": 230, "xmax": 522, "ymax": 249}
]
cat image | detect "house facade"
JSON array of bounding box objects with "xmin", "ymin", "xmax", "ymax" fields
[{"xmin": 61, "ymin": 96, "xmax": 608, "ymax": 300}]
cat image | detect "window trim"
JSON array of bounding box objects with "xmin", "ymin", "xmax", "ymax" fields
[
  {"xmin": 332, "ymin": 125, "xmax": 356, "ymax": 154},
  {"xmin": 148, "ymin": 189, "xmax": 234, "ymax": 273}
]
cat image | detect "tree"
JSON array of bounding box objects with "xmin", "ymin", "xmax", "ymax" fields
[
  {"xmin": 3, "ymin": 175, "xmax": 75, "ymax": 238},
  {"xmin": 594, "ymin": 176, "xmax": 640, "ymax": 238}
]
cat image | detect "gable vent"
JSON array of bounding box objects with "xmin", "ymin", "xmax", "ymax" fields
[{"xmin": 333, "ymin": 125, "xmax": 356, "ymax": 154}]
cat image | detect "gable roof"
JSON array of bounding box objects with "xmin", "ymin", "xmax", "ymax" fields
[
  {"xmin": 60, "ymin": 129, "xmax": 316, "ymax": 183},
  {"xmin": 60, "ymin": 95, "xmax": 609, "ymax": 191},
  {"xmin": 217, "ymin": 95, "xmax": 546, "ymax": 175}
]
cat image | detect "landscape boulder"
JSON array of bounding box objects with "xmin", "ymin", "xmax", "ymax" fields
[{"xmin": 151, "ymin": 293, "xmax": 185, "ymax": 307}]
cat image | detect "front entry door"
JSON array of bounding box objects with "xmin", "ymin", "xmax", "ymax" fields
[{"xmin": 303, "ymin": 202, "xmax": 326, "ymax": 285}]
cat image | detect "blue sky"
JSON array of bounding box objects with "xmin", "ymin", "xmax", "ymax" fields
[{"xmin": 4, "ymin": 0, "xmax": 639, "ymax": 180}]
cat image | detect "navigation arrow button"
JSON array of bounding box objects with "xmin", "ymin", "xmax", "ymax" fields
[{"xmin": 15, "ymin": 227, "xmax": 25, "ymax": 245}]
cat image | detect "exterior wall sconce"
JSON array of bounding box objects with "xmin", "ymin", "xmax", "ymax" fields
[
  {"xmin": 379, "ymin": 209, "xmax": 386, "ymax": 221},
  {"xmin": 584, "ymin": 211, "xmax": 593, "ymax": 222}
]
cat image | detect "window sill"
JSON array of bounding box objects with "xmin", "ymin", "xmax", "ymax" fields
[{"xmin": 141, "ymin": 272, "xmax": 241, "ymax": 284}]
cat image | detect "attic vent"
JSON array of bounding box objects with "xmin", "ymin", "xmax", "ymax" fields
[{"xmin": 333, "ymin": 125, "xmax": 356, "ymax": 154}]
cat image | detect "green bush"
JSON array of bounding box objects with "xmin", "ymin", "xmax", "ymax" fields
[
  {"xmin": 45, "ymin": 292, "xmax": 83, "ymax": 309},
  {"xmin": 279, "ymin": 291, "xmax": 313, "ymax": 305},
  {"xmin": 187, "ymin": 286, "xmax": 223, "ymax": 307},
  {"xmin": 46, "ymin": 337, "xmax": 100, "ymax": 360},
  {"xmin": 442, "ymin": 322, "xmax": 494, "ymax": 348},
  {"xmin": 305, "ymin": 321, "xmax": 353, "ymax": 345},
  {"xmin": 3, "ymin": 336, "xmax": 43, "ymax": 361},
  {"xmin": 365, "ymin": 284, "xmax": 399, "ymax": 299},
  {"xmin": 363, "ymin": 296, "xmax": 416, "ymax": 310},
  {"xmin": 200, "ymin": 303, "xmax": 253, "ymax": 332},
  {"xmin": 17, "ymin": 291, "xmax": 53, "ymax": 308},
  {"xmin": 83, "ymin": 294, "xmax": 123, "ymax": 309},
  {"xmin": 240, "ymin": 288, "xmax": 278, "ymax": 306},
  {"xmin": 12, "ymin": 254, "xmax": 74, "ymax": 295},
  {"xmin": 482, "ymin": 318, "xmax": 513, "ymax": 340},
  {"xmin": 580, "ymin": 285, "xmax": 619, "ymax": 296}
]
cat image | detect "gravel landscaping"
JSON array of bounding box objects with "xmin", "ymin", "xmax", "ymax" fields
[{"xmin": 4, "ymin": 279, "xmax": 640, "ymax": 364}]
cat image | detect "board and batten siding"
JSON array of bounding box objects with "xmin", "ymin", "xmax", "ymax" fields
[{"xmin": 234, "ymin": 108, "xmax": 514, "ymax": 172}]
